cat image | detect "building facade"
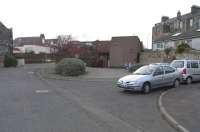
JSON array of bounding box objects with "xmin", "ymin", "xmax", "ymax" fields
[
  {"xmin": 152, "ymin": 5, "xmax": 200, "ymax": 51},
  {"xmin": 110, "ymin": 36, "xmax": 141, "ymax": 67},
  {"xmin": 0, "ymin": 21, "xmax": 13, "ymax": 65},
  {"xmin": 14, "ymin": 34, "xmax": 55, "ymax": 54},
  {"xmin": 93, "ymin": 36, "xmax": 142, "ymax": 67}
]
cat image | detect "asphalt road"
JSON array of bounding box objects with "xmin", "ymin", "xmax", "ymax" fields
[
  {"xmin": 0, "ymin": 64, "xmax": 176, "ymax": 132},
  {"xmin": 163, "ymin": 83, "xmax": 200, "ymax": 132}
]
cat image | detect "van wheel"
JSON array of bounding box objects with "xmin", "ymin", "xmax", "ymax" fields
[
  {"xmin": 143, "ymin": 83, "xmax": 151, "ymax": 94},
  {"xmin": 186, "ymin": 77, "xmax": 192, "ymax": 85},
  {"xmin": 173, "ymin": 79, "xmax": 180, "ymax": 88}
]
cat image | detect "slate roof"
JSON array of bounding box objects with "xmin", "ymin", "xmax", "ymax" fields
[{"xmin": 153, "ymin": 30, "xmax": 200, "ymax": 43}]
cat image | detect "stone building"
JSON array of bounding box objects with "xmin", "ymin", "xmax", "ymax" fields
[
  {"xmin": 0, "ymin": 21, "xmax": 13, "ymax": 65},
  {"xmin": 152, "ymin": 5, "xmax": 200, "ymax": 51}
]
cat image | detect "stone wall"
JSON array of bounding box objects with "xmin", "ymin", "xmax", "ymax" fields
[{"xmin": 140, "ymin": 50, "xmax": 200, "ymax": 64}]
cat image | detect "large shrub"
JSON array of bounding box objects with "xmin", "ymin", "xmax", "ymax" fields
[
  {"xmin": 176, "ymin": 43, "xmax": 190, "ymax": 54},
  {"xmin": 55, "ymin": 58, "xmax": 86, "ymax": 76},
  {"xmin": 4, "ymin": 54, "xmax": 17, "ymax": 67}
]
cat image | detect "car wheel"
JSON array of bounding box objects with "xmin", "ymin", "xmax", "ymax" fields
[
  {"xmin": 186, "ymin": 77, "xmax": 192, "ymax": 85},
  {"xmin": 173, "ymin": 79, "xmax": 180, "ymax": 88},
  {"xmin": 143, "ymin": 83, "xmax": 151, "ymax": 94}
]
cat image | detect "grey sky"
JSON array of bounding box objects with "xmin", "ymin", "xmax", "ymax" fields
[{"xmin": 1, "ymin": 0, "xmax": 200, "ymax": 48}]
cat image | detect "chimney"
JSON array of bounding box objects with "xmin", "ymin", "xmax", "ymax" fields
[
  {"xmin": 191, "ymin": 5, "xmax": 200, "ymax": 14},
  {"xmin": 40, "ymin": 34, "xmax": 45, "ymax": 39},
  {"xmin": 161, "ymin": 16, "xmax": 169, "ymax": 22}
]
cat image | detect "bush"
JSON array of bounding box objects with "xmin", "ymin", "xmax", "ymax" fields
[
  {"xmin": 176, "ymin": 43, "xmax": 190, "ymax": 54},
  {"xmin": 4, "ymin": 54, "xmax": 18, "ymax": 67},
  {"xmin": 55, "ymin": 58, "xmax": 86, "ymax": 76},
  {"xmin": 128, "ymin": 64, "xmax": 145, "ymax": 73}
]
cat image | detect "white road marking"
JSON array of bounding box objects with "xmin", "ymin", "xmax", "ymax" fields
[
  {"xmin": 28, "ymin": 71, "xmax": 34, "ymax": 74},
  {"xmin": 35, "ymin": 90, "xmax": 49, "ymax": 93}
]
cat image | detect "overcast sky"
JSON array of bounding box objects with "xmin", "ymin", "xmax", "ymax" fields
[{"xmin": 1, "ymin": 0, "xmax": 200, "ymax": 48}]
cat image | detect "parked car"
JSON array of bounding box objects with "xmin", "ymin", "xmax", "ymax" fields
[
  {"xmin": 117, "ymin": 64, "xmax": 181, "ymax": 93},
  {"xmin": 171, "ymin": 59, "xmax": 200, "ymax": 84}
]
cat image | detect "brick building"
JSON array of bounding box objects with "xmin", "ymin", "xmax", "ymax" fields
[
  {"xmin": 93, "ymin": 36, "xmax": 142, "ymax": 67},
  {"xmin": 110, "ymin": 36, "xmax": 141, "ymax": 67}
]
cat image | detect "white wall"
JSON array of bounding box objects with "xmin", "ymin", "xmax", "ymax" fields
[
  {"xmin": 14, "ymin": 45, "xmax": 51, "ymax": 54},
  {"xmin": 192, "ymin": 38, "xmax": 200, "ymax": 50}
]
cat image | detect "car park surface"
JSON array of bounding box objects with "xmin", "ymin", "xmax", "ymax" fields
[{"xmin": 0, "ymin": 64, "xmax": 176, "ymax": 132}]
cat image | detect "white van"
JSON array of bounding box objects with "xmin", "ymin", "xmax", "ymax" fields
[{"xmin": 170, "ymin": 59, "xmax": 200, "ymax": 84}]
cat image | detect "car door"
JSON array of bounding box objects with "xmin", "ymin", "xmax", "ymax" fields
[
  {"xmin": 163, "ymin": 66, "xmax": 176, "ymax": 86},
  {"xmin": 151, "ymin": 66, "xmax": 164, "ymax": 88},
  {"xmin": 191, "ymin": 61, "xmax": 200, "ymax": 81}
]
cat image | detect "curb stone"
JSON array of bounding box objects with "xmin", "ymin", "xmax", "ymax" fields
[{"xmin": 158, "ymin": 91, "xmax": 190, "ymax": 132}]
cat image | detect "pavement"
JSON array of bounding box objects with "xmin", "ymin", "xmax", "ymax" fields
[
  {"xmin": 162, "ymin": 83, "xmax": 200, "ymax": 132},
  {"xmin": 0, "ymin": 64, "xmax": 176, "ymax": 132}
]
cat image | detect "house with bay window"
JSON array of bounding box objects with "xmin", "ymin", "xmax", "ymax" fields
[{"xmin": 152, "ymin": 5, "xmax": 200, "ymax": 51}]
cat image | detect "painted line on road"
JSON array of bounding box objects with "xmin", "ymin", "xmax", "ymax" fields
[
  {"xmin": 35, "ymin": 90, "xmax": 49, "ymax": 93},
  {"xmin": 28, "ymin": 71, "xmax": 34, "ymax": 74},
  {"xmin": 158, "ymin": 91, "xmax": 190, "ymax": 132}
]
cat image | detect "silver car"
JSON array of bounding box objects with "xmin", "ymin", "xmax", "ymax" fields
[{"xmin": 117, "ymin": 64, "xmax": 181, "ymax": 93}]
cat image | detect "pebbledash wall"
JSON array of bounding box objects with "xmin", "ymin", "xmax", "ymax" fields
[{"xmin": 140, "ymin": 50, "xmax": 200, "ymax": 64}]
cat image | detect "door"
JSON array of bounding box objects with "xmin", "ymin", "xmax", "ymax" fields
[
  {"xmin": 190, "ymin": 61, "xmax": 200, "ymax": 81},
  {"xmin": 163, "ymin": 66, "xmax": 176, "ymax": 86},
  {"xmin": 151, "ymin": 67, "xmax": 164, "ymax": 88}
]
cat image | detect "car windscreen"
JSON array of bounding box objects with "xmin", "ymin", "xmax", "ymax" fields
[
  {"xmin": 171, "ymin": 61, "xmax": 184, "ymax": 68},
  {"xmin": 133, "ymin": 65, "xmax": 156, "ymax": 75}
]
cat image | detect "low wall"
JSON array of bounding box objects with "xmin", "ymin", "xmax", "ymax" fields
[
  {"xmin": 140, "ymin": 51, "xmax": 165, "ymax": 64},
  {"xmin": 140, "ymin": 50, "xmax": 200, "ymax": 64}
]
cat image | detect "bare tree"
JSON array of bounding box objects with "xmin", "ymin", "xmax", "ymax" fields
[
  {"xmin": 55, "ymin": 35, "xmax": 73, "ymax": 61},
  {"xmin": 57, "ymin": 35, "xmax": 73, "ymax": 49}
]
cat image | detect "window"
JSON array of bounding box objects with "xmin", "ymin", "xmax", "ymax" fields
[
  {"xmin": 191, "ymin": 61, "xmax": 199, "ymax": 68},
  {"xmin": 154, "ymin": 67, "xmax": 164, "ymax": 76},
  {"xmin": 180, "ymin": 21, "xmax": 183, "ymax": 29},
  {"xmin": 171, "ymin": 61, "xmax": 184, "ymax": 68},
  {"xmin": 190, "ymin": 19, "xmax": 193, "ymax": 27},
  {"xmin": 157, "ymin": 43, "xmax": 164, "ymax": 49},
  {"xmin": 164, "ymin": 66, "xmax": 175, "ymax": 74},
  {"xmin": 187, "ymin": 61, "xmax": 191, "ymax": 68},
  {"xmin": 199, "ymin": 19, "xmax": 200, "ymax": 28}
]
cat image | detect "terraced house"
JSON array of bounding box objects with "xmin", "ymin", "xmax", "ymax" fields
[
  {"xmin": 0, "ymin": 21, "xmax": 13, "ymax": 65},
  {"xmin": 152, "ymin": 5, "xmax": 200, "ymax": 51}
]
